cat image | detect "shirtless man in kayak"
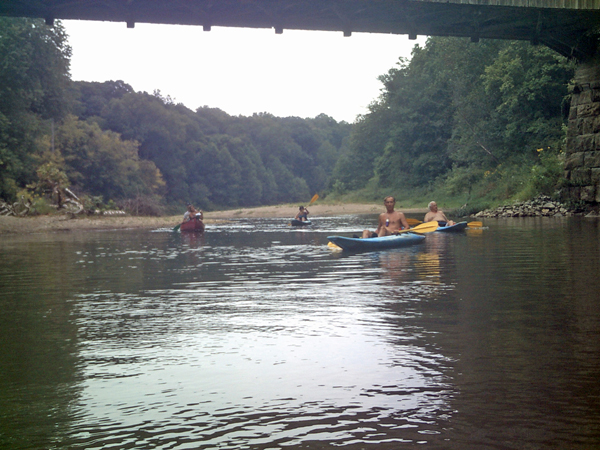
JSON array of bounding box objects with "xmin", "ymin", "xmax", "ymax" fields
[
  {"xmin": 362, "ymin": 196, "xmax": 410, "ymax": 238},
  {"xmin": 423, "ymin": 201, "xmax": 455, "ymax": 227}
]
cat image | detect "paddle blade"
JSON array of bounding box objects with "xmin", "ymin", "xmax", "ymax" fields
[
  {"xmin": 328, "ymin": 241, "xmax": 342, "ymax": 250},
  {"xmin": 173, "ymin": 223, "xmax": 181, "ymax": 232},
  {"xmin": 408, "ymin": 221, "xmax": 439, "ymax": 234},
  {"xmin": 309, "ymin": 194, "xmax": 319, "ymax": 205},
  {"xmin": 467, "ymin": 221, "xmax": 483, "ymax": 228},
  {"xmin": 406, "ymin": 218, "xmax": 422, "ymax": 226}
]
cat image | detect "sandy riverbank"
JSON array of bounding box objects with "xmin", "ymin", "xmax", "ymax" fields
[{"xmin": 0, "ymin": 203, "xmax": 428, "ymax": 234}]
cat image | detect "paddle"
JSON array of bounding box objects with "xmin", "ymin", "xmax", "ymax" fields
[
  {"xmin": 407, "ymin": 218, "xmax": 483, "ymax": 228},
  {"xmin": 394, "ymin": 221, "xmax": 438, "ymax": 235},
  {"xmin": 173, "ymin": 223, "xmax": 181, "ymax": 232}
]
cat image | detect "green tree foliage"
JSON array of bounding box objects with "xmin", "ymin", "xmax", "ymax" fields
[
  {"xmin": 87, "ymin": 89, "xmax": 349, "ymax": 208},
  {"xmin": 0, "ymin": 17, "xmax": 72, "ymax": 200},
  {"xmin": 0, "ymin": 16, "xmax": 349, "ymax": 210},
  {"xmin": 72, "ymin": 80, "xmax": 134, "ymax": 120},
  {"xmin": 332, "ymin": 37, "xmax": 574, "ymax": 201},
  {"xmin": 480, "ymin": 43, "xmax": 571, "ymax": 156},
  {"xmin": 55, "ymin": 115, "xmax": 165, "ymax": 200}
]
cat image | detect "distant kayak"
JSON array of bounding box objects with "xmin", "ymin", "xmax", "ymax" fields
[
  {"xmin": 327, "ymin": 233, "xmax": 425, "ymax": 251},
  {"xmin": 436, "ymin": 221, "xmax": 468, "ymax": 232},
  {"xmin": 291, "ymin": 219, "xmax": 312, "ymax": 226},
  {"xmin": 180, "ymin": 219, "xmax": 205, "ymax": 232}
]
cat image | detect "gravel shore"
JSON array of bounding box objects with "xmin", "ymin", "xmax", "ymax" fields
[{"xmin": 0, "ymin": 203, "xmax": 428, "ymax": 234}]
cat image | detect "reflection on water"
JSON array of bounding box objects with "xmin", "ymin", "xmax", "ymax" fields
[{"xmin": 0, "ymin": 216, "xmax": 599, "ymax": 449}]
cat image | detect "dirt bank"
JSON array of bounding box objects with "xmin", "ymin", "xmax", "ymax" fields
[{"xmin": 0, "ymin": 203, "xmax": 428, "ymax": 234}]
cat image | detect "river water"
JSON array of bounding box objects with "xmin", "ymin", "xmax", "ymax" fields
[{"xmin": 0, "ymin": 215, "xmax": 598, "ymax": 450}]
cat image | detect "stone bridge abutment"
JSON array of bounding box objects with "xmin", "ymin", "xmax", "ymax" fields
[{"xmin": 565, "ymin": 54, "xmax": 600, "ymax": 207}]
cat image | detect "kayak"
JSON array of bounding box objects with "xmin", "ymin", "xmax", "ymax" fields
[
  {"xmin": 436, "ymin": 221, "xmax": 468, "ymax": 232},
  {"xmin": 291, "ymin": 219, "xmax": 312, "ymax": 226},
  {"xmin": 327, "ymin": 233, "xmax": 425, "ymax": 251},
  {"xmin": 180, "ymin": 219, "xmax": 205, "ymax": 232}
]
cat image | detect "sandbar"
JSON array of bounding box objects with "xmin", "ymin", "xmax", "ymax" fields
[{"xmin": 0, "ymin": 203, "xmax": 428, "ymax": 234}]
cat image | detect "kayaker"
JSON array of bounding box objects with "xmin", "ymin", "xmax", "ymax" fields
[
  {"xmin": 183, "ymin": 204, "xmax": 203, "ymax": 222},
  {"xmin": 361, "ymin": 196, "xmax": 410, "ymax": 238},
  {"xmin": 295, "ymin": 205, "xmax": 309, "ymax": 222},
  {"xmin": 423, "ymin": 201, "xmax": 455, "ymax": 227}
]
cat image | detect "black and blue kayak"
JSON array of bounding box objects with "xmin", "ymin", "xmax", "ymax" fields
[
  {"xmin": 327, "ymin": 233, "xmax": 425, "ymax": 251},
  {"xmin": 436, "ymin": 221, "xmax": 468, "ymax": 232},
  {"xmin": 291, "ymin": 219, "xmax": 312, "ymax": 226}
]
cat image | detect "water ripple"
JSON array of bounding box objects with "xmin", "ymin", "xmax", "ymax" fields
[{"xmin": 2, "ymin": 217, "xmax": 599, "ymax": 449}]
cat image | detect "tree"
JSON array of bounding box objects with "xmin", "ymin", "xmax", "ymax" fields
[
  {"xmin": 72, "ymin": 80, "xmax": 134, "ymax": 120},
  {"xmin": 479, "ymin": 42, "xmax": 573, "ymax": 159},
  {"xmin": 56, "ymin": 115, "xmax": 164, "ymax": 200},
  {"xmin": 0, "ymin": 18, "xmax": 72, "ymax": 200},
  {"xmin": 333, "ymin": 37, "xmax": 573, "ymax": 201}
]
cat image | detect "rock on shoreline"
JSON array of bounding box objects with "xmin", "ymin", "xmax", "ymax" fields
[{"xmin": 471, "ymin": 195, "xmax": 592, "ymax": 218}]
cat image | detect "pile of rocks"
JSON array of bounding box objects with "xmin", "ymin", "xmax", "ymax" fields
[{"xmin": 472, "ymin": 196, "xmax": 581, "ymax": 218}]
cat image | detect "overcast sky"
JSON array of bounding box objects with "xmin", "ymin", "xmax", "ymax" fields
[{"xmin": 64, "ymin": 20, "xmax": 427, "ymax": 123}]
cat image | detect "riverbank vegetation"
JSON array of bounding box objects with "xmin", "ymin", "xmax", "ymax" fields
[
  {"xmin": 0, "ymin": 17, "xmax": 575, "ymax": 217},
  {"xmin": 329, "ymin": 38, "xmax": 574, "ymax": 215}
]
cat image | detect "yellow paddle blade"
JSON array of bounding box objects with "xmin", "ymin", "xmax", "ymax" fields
[
  {"xmin": 467, "ymin": 221, "xmax": 483, "ymax": 228},
  {"xmin": 396, "ymin": 221, "xmax": 439, "ymax": 234},
  {"xmin": 309, "ymin": 194, "xmax": 319, "ymax": 205},
  {"xmin": 413, "ymin": 221, "xmax": 439, "ymax": 234},
  {"xmin": 406, "ymin": 218, "xmax": 422, "ymax": 226},
  {"xmin": 328, "ymin": 241, "xmax": 342, "ymax": 250}
]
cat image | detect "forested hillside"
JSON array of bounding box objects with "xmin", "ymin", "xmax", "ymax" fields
[
  {"xmin": 72, "ymin": 82, "xmax": 350, "ymax": 211},
  {"xmin": 331, "ymin": 37, "xmax": 574, "ymax": 211},
  {"xmin": 0, "ymin": 17, "xmax": 350, "ymax": 214},
  {"xmin": 1, "ymin": 17, "xmax": 575, "ymax": 216}
]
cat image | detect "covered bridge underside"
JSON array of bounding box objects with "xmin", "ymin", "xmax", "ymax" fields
[{"xmin": 1, "ymin": 0, "xmax": 599, "ymax": 59}]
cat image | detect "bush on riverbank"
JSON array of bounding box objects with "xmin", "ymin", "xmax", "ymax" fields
[
  {"xmin": 327, "ymin": 150, "xmax": 572, "ymax": 218},
  {"xmin": 327, "ymin": 37, "xmax": 575, "ymax": 215}
]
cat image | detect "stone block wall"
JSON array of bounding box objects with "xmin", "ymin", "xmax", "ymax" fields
[{"xmin": 564, "ymin": 56, "xmax": 600, "ymax": 206}]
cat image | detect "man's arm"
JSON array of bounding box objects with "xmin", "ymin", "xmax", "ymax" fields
[
  {"xmin": 399, "ymin": 212, "xmax": 410, "ymax": 230},
  {"xmin": 375, "ymin": 213, "xmax": 385, "ymax": 234}
]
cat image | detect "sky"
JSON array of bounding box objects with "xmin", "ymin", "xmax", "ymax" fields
[{"xmin": 64, "ymin": 20, "xmax": 427, "ymax": 123}]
